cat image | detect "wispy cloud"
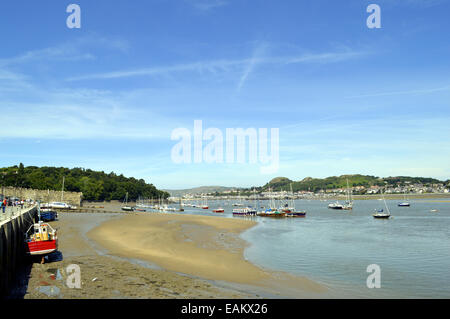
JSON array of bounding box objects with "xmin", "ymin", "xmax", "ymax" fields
[
  {"xmin": 346, "ymin": 85, "xmax": 450, "ymax": 99},
  {"xmin": 0, "ymin": 35, "xmax": 129, "ymax": 67},
  {"xmin": 67, "ymin": 49, "xmax": 367, "ymax": 82},
  {"xmin": 185, "ymin": 0, "xmax": 229, "ymax": 11},
  {"xmin": 237, "ymin": 43, "xmax": 269, "ymax": 92},
  {"xmin": 0, "ymin": 85, "xmax": 182, "ymax": 140},
  {"xmin": 380, "ymin": 0, "xmax": 448, "ymax": 8}
]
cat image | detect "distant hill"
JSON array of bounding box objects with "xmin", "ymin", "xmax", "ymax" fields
[
  {"xmin": 167, "ymin": 175, "xmax": 447, "ymax": 197},
  {"xmin": 262, "ymin": 174, "xmax": 444, "ymax": 193},
  {"xmin": 164, "ymin": 186, "xmax": 235, "ymax": 197}
]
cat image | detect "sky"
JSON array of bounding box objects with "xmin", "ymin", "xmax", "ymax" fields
[{"xmin": 0, "ymin": 0, "xmax": 449, "ymax": 189}]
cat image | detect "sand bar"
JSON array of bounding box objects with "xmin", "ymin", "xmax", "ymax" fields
[
  {"xmin": 15, "ymin": 213, "xmax": 256, "ymax": 299},
  {"xmin": 88, "ymin": 213, "xmax": 327, "ymax": 296}
]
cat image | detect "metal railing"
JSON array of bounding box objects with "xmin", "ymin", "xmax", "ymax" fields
[{"xmin": 0, "ymin": 204, "xmax": 35, "ymax": 223}]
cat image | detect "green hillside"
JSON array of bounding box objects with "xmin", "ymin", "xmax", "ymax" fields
[
  {"xmin": 262, "ymin": 174, "xmax": 443, "ymax": 193},
  {"xmin": 0, "ymin": 164, "xmax": 169, "ymax": 201}
]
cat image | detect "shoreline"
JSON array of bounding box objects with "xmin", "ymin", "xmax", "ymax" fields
[
  {"xmin": 87, "ymin": 212, "xmax": 328, "ymax": 298},
  {"xmin": 16, "ymin": 211, "xmax": 328, "ymax": 299},
  {"xmin": 83, "ymin": 194, "xmax": 450, "ymax": 208},
  {"xmin": 16, "ymin": 213, "xmax": 258, "ymax": 299}
]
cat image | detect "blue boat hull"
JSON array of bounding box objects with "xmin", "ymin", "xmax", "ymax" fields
[{"xmin": 40, "ymin": 211, "xmax": 58, "ymax": 222}]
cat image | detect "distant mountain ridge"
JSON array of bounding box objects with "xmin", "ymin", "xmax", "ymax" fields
[{"xmin": 166, "ymin": 174, "xmax": 449, "ymax": 196}]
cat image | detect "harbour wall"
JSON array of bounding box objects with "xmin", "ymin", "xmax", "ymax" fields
[
  {"xmin": 0, "ymin": 205, "xmax": 38, "ymax": 297},
  {"xmin": 1, "ymin": 186, "xmax": 82, "ymax": 206}
]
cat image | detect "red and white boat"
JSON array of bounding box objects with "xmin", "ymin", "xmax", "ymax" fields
[
  {"xmin": 201, "ymin": 197, "xmax": 209, "ymax": 209},
  {"xmin": 212, "ymin": 208, "xmax": 225, "ymax": 213},
  {"xmin": 25, "ymin": 222, "xmax": 58, "ymax": 263}
]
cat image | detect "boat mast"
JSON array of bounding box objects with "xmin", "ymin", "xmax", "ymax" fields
[
  {"xmin": 382, "ymin": 189, "xmax": 391, "ymax": 215},
  {"xmin": 61, "ymin": 176, "xmax": 65, "ymax": 202},
  {"xmin": 290, "ymin": 183, "xmax": 295, "ymax": 211},
  {"xmin": 346, "ymin": 178, "xmax": 352, "ymax": 204},
  {"xmin": 37, "ymin": 200, "xmax": 41, "ymax": 223}
]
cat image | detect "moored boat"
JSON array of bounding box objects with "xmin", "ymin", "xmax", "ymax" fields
[
  {"xmin": 233, "ymin": 207, "xmax": 257, "ymax": 216},
  {"xmin": 373, "ymin": 190, "xmax": 391, "ymax": 219},
  {"xmin": 25, "ymin": 206, "xmax": 58, "ymax": 264},
  {"xmin": 40, "ymin": 209, "xmax": 58, "ymax": 222},
  {"xmin": 286, "ymin": 211, "xmax": 306, "ymax": 217},
  {"xmin": 398, "ymin": 202, "xmax": 410, "ymax": 207},
  {"xmin": 257, "ymin": 209, "xmax": 286, "ymax": 218},
  {"xmin": 398, "ymin": 190, "xmax": 410, "ymax": 207},
  {"xmin": 328, "ymin": 202, "xmax": 344, "ymax": 209},
  {"xmin": 373, "ymin": 209, "xmax": 390, "ymax": 219},
  {"xmin": 213, "ymin": 208, "xmax": 225, "ymax": 213},
  {"xmin": 121, "ymin": 192, "xmax": 134, "ymax": 211}
]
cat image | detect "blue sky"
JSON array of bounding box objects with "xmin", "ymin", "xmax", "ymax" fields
[{"xmin": 0, "ymin": 0, "xmax": 449, "ymax": 189}]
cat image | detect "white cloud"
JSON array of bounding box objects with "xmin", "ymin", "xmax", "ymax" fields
[
  {"xmin": 67, "ymin": 49, "xmax": 367, "ymax": 82},
  {"xmin": 185, "ymin": 0, "xmax": 229, "ymax": 11},
  {"xmin": 346, "ymin": 85, "xmax": 450, "ymax": 99},
  {"xmin": 0, "ymin": 35, "xmax": 129, "ymax": 67},
  {"xmin": 0, "ymin": 87, "xmax": 182, "ymax": 140},
  {"xmin": 237, "ymin": 43, "xmax": 269, "ymax": 92}
]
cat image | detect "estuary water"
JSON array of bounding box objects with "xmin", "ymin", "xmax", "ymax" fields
[{"xmin": 180, "ymin": 199, "xmax": 450, "ymax": 298}]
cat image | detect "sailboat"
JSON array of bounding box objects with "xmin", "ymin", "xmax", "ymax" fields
[
  {"xmin": 285, "ymin": 184, "xmax": 306, "ymax": 217},
  {"xmin": 179, "ymin": 198, "xmax": 185, "ymax": 212},
  {"xmin": 201, "ymin": 196, "xmax": 209, "ymax": 209},
  {"xmin": 373, "ymin": 190, "xmax": 391, "ymax": 219},
  {"xmin": 213, "ymin": 207, "xmax": 225, "ymax": 213},
  {"xmin": 121, "ymin": 192, "xmax": 134, "ymax": 211},
  {"xmin": 398, "ymin": 189, "xmax": 410, "ymax": 207},
  {"xmin": 342, "ymin": 179, "xmax": 354, "ymax": 210},
  {"xmin": 25, "ymin": 204, "xmax": 58, "ymax": 264},
  {"xmin": 257, "ymin": 188, "xmax": 286, "ymax": 218},
  {"xmin": 328, "ymin": 201, "xmax": 344, "ymax": 209},
  {"xmin": 232, "ymin": 191, "xmax": 244, "ymax": 207}
]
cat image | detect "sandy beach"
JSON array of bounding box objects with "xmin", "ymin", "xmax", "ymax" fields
[
  {"xmin": 13, "ymin": 210, "xmax": 327, "ymax": 299},
  {"xmin": 13, "ymin": 213, "xmax": 256, "ymax": 299},
  {"xmin": 88, "ymin": 212, "xmax": 326, "ymax": 297}
]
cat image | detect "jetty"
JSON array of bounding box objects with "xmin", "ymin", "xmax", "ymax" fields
[{"xmin": 0, "ymin": 205, "xmax": 38, "ymax": 297}]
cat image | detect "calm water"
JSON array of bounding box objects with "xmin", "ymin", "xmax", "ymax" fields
[{"xmin": 161, "ymin": 199, "xmax": 450, "ymax": 298}]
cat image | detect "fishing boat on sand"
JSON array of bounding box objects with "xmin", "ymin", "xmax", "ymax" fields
[
  {"xmin": 25, "ymin": 205, "xmax": 58, "ymax": 264},
  {"xmin": 39, "ymin": 208, "xmax": 58, "ymax": 222}
]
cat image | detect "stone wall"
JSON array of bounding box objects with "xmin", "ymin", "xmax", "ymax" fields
[
  {"xmin": 1, "ymin": 187, "xmax": 83, "ymax": 206},
  {"xmin": 0, "ymin": 205, "xmax": 38, "ymax": 297}
]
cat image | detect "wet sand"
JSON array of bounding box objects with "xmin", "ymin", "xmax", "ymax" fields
[
  {"xmin": 17, "ymin": 211, "xmax": 327, "ymax": 299},
  {"xmin": 17, "ymin": 213, "xmax": 256, "ymax": 299},
  {"xmin": 88, "ymin": 213, "xmax": 327, "ymax": 297}
]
